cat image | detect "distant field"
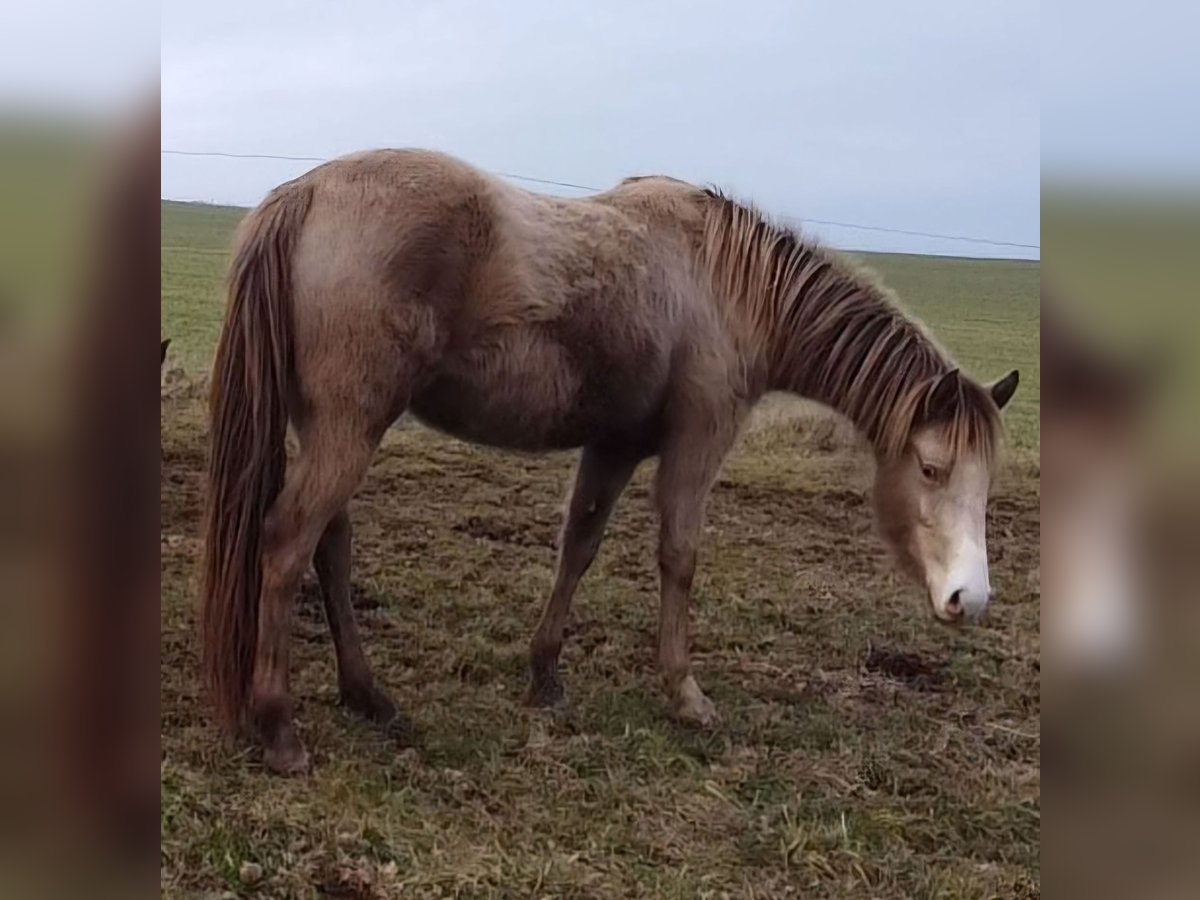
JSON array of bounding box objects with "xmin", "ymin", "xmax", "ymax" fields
[
  {"xmin": 161, "ymin": 199, "xmax": 1039, "ymax": 899},
  {"xmin": 160, "ymin": 202, "xmax": 246, "ymax": 371},
  {"xmin": 160, "ymin": 200, "xmax": 1040, "ymax": 452}
]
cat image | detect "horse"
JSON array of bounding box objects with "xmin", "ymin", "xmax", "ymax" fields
[{"xmin": 199, "ymin": 149, "xmax": 1019, "ymax": 774}]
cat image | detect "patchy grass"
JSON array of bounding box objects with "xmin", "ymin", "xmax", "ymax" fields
[{"xmin": 161, "ymin": 201, "xmax": 1040, "ymax": 898}]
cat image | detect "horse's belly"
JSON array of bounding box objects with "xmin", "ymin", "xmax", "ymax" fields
[
  {"xmin": 410, "ymin": 330, "xmax": 666, "ymax": 451},
  {"xmin": 410, "ymin": 377, "xmax": 586, "ymax": 450}
]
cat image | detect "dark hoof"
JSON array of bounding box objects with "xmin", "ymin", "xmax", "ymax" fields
[
  {"xmin": 263, "ymin": 732, "xmax": 310, "ymax": 776},
  {"xmin": 253, "ymin": 699, "xmax": 310, "ymax": 776},
  {"xmin": 340, "ymin": 682, "xmax": 414, "ymax": 741},
  {"xmin": 525, "ymin": 677, "xmax": 569, "ymax": 711}
]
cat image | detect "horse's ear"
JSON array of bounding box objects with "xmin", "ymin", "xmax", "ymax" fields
[
  {"xmin": 924, "ymin": 368, "xmax": 961, "ymax": 422},
  {"xmin": 989, "ymin": 369, "xmax": 1020, "ymax": 410}
]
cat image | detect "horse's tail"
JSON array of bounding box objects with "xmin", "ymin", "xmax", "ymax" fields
[{"xmin": 199, "ymin": 182, "xmax": 313, "ymax": 733}]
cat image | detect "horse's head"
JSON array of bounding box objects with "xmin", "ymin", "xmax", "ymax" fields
[{"xmin": 872, "ymin": 368, "xmax": 1019, "ymax": 625}]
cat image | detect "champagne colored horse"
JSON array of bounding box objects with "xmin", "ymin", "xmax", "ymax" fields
[{"xmin": 200, "ymin": 149, "xmax": 1019, "ymax": 773}]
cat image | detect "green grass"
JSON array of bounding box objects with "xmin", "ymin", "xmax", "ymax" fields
[
  {"xmin": 160, "ymin": 202, "xmax": 246, "ymax": 373},
  {"xmin": 161, "ymin": 200, "xmax": 1040, "ymax": 899}
]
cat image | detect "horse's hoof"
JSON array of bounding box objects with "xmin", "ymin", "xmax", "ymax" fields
[
  {"xmin": 252, "ymin": 698, "xmax": 310, "ymax": 775},
  {"xmin": 673, "ymin": 678, "xmax": 721, "ymax": 728},
  {"xmin": 525, "ymin": 678, "xmax": 569, "ymax": 711},
  {"xmin": 262, "ymin": 734, "xmax": 310, "ymax": 776},
  {"xmin": 675, "ymin": 698, "xmax": 721, "ymax": 728},
  {"xmin": 341, "ymin": 681, "xmax": 400, "ymax": 726}
]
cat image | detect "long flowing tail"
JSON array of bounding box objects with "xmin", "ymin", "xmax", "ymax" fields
[{"xmin": 199, "ymin": 182, "xmax": 313, "ymax": 733}]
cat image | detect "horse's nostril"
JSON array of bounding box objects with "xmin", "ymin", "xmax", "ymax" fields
[{"xmin": 946, "ymin": 590, "xmax": 965, "ymax": 618}]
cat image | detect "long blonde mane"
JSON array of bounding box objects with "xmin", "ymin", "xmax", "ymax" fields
[{"xmin": 699, "ymin": 190, "xmax": 1001, "ymax": 461}]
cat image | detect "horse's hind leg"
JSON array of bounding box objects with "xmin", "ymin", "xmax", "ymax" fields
[
  {"xmin": 251, "ymin": 428, "xmax": 377, "ymax": 774},
  {"xmin": 527, "ymin": 446, "xmax": 639, "ymax": 708},
  {"xmin": 314, "ymin": 507, "xmax": 405, "ymax": 731}
]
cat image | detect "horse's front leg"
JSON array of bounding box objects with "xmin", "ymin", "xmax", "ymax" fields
[
  {"xmin": 654, "ymin": 423, "xmax": 737, "ymax": 727},
  {"xmin": 527, "ymin": 446, "xmax": 639, "ymax": 708}
]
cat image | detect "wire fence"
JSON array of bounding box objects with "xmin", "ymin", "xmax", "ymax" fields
[{"xmin": 162, "ymin": 148, "xmax": 1040, "ymax": 252}]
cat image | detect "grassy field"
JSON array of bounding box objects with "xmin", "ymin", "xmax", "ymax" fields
[{"xmin": 161, "ymin": 200, "xmax": 1040, "ymax": 898}]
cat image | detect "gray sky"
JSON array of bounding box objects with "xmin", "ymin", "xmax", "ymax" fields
[
  {"xmin": 1042, "ymin": 0, "xmax": 1200, "ymax": 184},
  {"xmin": 162, "ymin": 0, "xmax": 1039, "ymax": 259}
]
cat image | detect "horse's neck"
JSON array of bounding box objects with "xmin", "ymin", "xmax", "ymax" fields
[{"xmin": 763, "ymin": 279, "xmax": 944, "ymax": 445}]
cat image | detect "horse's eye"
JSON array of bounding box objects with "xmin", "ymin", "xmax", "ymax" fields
[{"xmin": 920, "ymin": 463, "xmax": 939, "ymax": 482}]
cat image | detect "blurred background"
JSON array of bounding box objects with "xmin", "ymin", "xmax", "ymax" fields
[
  {"xmin": 0, "ymin": 1, "xmax": 157, "ymax": 896},
  {"xmin": 1043, "ymin": 2, "xmax": 1200, "ymax": 898}
]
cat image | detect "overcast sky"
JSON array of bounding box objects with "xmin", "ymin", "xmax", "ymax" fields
[{"xmin": 162, "ymin": 0, "xmax": 1039, "ymax": 259}]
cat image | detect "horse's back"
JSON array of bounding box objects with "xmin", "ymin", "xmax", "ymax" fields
[
  {"xmin": 408, "ymin": 185, "xmax": 686, "ymax": 449},
  {"xmin": 285, "ymin": 149, "xmax": 709, "ymax": 450}
]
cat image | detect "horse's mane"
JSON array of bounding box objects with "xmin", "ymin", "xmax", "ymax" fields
[{"xmin": 699, "ymin": 189, "xmax": 1001, "ymax": 462}]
